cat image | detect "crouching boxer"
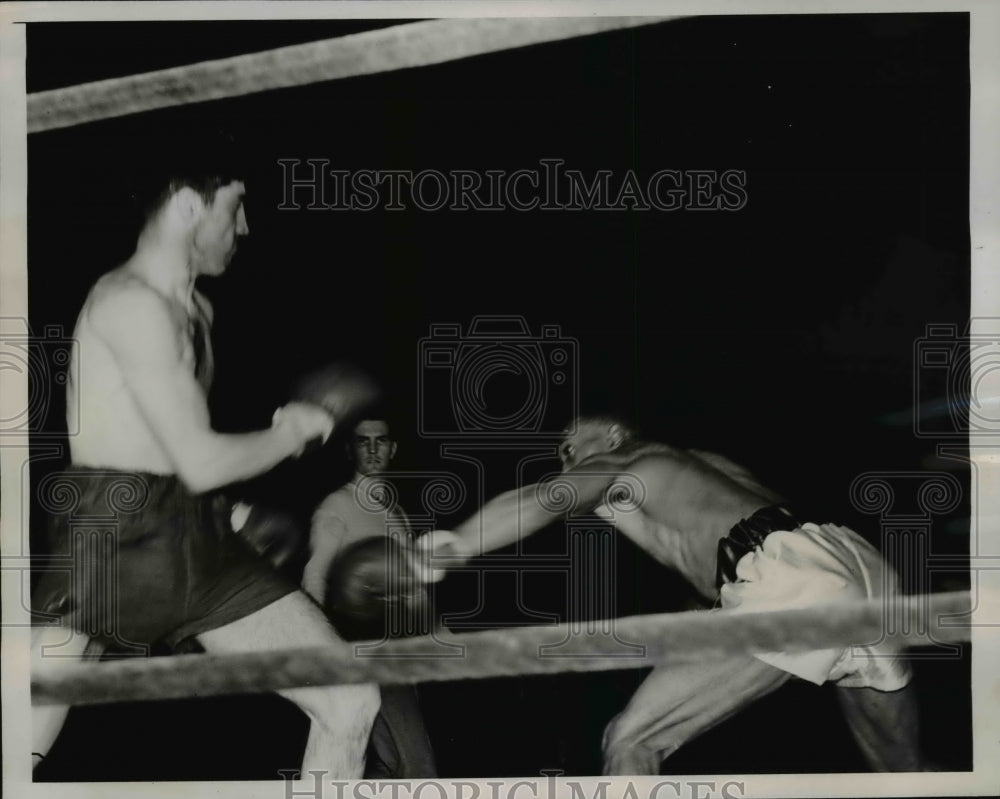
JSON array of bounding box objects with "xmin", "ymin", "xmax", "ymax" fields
[{"xmin": 420, "ymin": 416, "xmax": 924, "ymax": 774}]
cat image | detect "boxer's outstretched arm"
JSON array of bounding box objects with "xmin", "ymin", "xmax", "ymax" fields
[
  {"xmin": 452, "ymin": 466, "xmax": 619, "ymax": 556},
  {"xmin": 89, "ymin": 283, "xmax": 322, "ymax": 493}
]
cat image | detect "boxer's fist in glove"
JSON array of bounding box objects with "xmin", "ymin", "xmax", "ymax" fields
[
  {"xmin": 292, "ymin": 362, "xmax": 382, "ymax": 429},
  {"xmin": 231, "ymin": 501, "xmax": 304, "ymax": 572},
  {"xmin": 324, "ymin": 536, "xmax": 431, "ymax": 641},
  {"xmin": 272, "ymin": 401, "xmax": 335, "ymax": 456}
]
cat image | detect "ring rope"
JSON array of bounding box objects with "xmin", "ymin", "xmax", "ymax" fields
[
  {"xmin": 32, "ymin": 591, "xmax": 974, "ymax": 707},
  {"xmin": 27, "ymin": 17, "xmax": 676, "ymax": 134}
]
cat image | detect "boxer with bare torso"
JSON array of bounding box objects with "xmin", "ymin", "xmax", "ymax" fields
[
  {"xmin": 426, "ymin": 416, "xmax": 922, "ymax": 774},
  {"xmin": 31, "ymin": 146, "xmax": 379, "ymax": 777}
]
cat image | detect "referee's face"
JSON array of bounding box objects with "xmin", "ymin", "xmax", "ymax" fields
[{"xmin": 353, "ymin": 419, "xmax": 396, "ymax": 476}]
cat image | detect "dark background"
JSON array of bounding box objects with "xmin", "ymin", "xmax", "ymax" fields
[{"xmin": 28, "ymin": 14, "xmax": 972, "ymax": 779}]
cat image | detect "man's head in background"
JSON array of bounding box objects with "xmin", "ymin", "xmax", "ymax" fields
[{"xmin": 351, "ymin": 415, "xmax": 397, "ymax": 478}]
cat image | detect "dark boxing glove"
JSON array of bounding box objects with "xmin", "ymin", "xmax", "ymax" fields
[
  {"xmin": 324, "ymin": 536, "xmax": 431, "ymax": 641},
  {"xmin": 231, "ymin": 501, "xmax": 305, "ymax": 573},
  {"xmin": 291, "ymin": 362, "xmax": 383, "ymax": 430}
]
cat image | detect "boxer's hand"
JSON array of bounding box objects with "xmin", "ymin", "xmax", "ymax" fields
[
  {"xmin": 230, "ymin": 501, "xmax": 253, "ymax": 532},
  {"xmin": 411, "ymin": 530, "xmax": 470, "ymax": 583},
  {"xmin": 292, "ymin": 362, "xmax": 383, "ymax": 428},
  {"xmin": 272, "ymin": 401, "xmax": 335, "ymax": 456},
  {"xmin": 232, "ymin": 502, "xmax": 304, "ymax": 571}
]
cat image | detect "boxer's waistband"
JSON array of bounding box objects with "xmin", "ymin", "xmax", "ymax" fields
[
  {"xmin": 40, "ymin": 466, "xmax": 224, "ymax": 516},
  {"xmin": 715, "ymin": 505, "xmax": 801, "ymax": 589}
]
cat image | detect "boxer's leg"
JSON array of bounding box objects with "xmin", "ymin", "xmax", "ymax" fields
[
  {"xmin": 197, "ymin": 591, "xmax": 379, "ymax": 778},
  {"xmin": 602, "ymin": 655, "xmax": 790, "ymax": 775},
  {"xmin": 31, "ymin": 623, "xmax": 97, "ymax": 767},
  {"xmin": 835, "ymin": 683, "xmax": 923, "ymax": 771}
]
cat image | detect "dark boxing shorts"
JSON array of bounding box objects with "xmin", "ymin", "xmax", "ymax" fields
[{"xmin": 31, "ymin": 468, "xmax": 295, "ymax": 651}]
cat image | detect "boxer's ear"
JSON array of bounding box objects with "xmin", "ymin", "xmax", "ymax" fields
[
  {"xmin": 389, "ymin": 441, "xmax": 398, "ymax": 461},
  {"xmin": 607, "ymin": 423, "xmax": 626, "ymax": 450},
  {"xmin": 169, "ymin": 186, "xmax": 206, "ymax": 225}
]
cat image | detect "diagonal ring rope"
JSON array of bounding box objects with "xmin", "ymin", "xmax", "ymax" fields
[
  {"xmin": 27, "ymin": 16, "xmax": 676, "ymax": 134},
  {"xmin": 33, "ymin": 591, "xmax": 975, "ymax": 707}
]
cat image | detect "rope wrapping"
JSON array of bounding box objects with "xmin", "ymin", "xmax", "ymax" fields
[
  {"xmin": 32, "ymin": 591, "xmax": 974, "ymax": 707},
  {"xmin": 27, "ymin": 17, "xmax": 675, "ymax": 133}
]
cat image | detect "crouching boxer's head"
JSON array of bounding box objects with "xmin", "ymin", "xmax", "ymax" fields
[{"xmin": 558, "ymin": 415, "xmax": 635, "ymax": 471}]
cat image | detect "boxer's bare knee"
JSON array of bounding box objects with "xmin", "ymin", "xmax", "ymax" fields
[
  {"xmin": 281, "ymin": 682, "xmax": 380, "ymax": 744},
  {"xmin": 198, "ymin": 591, "xmax": 379, "ymax": 776}
]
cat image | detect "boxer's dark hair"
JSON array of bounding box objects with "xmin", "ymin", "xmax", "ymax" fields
[{"xmin": 127, "ymin": 127, "xmax": 248, "ymax": 224}]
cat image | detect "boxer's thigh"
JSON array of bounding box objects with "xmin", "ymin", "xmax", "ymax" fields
[
  {"xmin": 604, "ymin": 654, "xmax": 791, "ymax": 761},
  {"xmin": 196, "ymin": 589, "xmax": 348, "ymax": 652},
  {"xmin": 195, "ymin": 591, "xmax": 379, "ymax": 711}
]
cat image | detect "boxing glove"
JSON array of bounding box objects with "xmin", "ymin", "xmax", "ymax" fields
[
  {"xmin": 324, "ymin": 536, "xmax": 430, "ymax": 641},
  {"xmin": 231, "ymin": 501, "xmax": 304, "ymax": 573}
]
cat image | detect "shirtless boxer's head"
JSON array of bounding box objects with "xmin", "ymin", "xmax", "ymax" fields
[
  {"xmin": 130, "ymin": 129, "xmax": 249, "ymax": 276},
  {"xmin": 558, "ymin": 415, "xmax": 635, "ymax": 470},
  {"xmin": 352, "ymin": 417, "xmax": 397, "ymax": 478}
]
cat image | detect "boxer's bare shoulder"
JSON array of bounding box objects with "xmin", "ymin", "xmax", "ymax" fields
[
  {"xmin": 686, "ymin": 449, "xmax": 784, "ymax": 504},
  {"xmin": 70, "ymin": 270, "xmax": 192, "ymax": 472},
  {"xmin": 84, "ymin": 269, "xmax": 183, "ymax": 343},
  {"xmin": 573, "ymin": 441, "xmax": 690, "ymax": 487},
  {"xmin": 82, "ymin": 268, "xmax": 208, "ymax": 398}
]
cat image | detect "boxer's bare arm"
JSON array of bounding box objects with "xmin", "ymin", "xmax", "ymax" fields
[
  {"xmin": 88, "ymin": 282, "xmax": 323, "ymax": 493},
  {"xmin": 453, "ymin": 462, "xmax": 624, "ymax": 556}
]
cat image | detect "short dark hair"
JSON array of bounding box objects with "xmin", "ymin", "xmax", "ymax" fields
[
  {"xmin": 127, "ymin": 127, "xmax": 247, "ymax": 224},
  {"xmin": 352, "ymin": 403, "xmax": 395, "ymax": 436}
]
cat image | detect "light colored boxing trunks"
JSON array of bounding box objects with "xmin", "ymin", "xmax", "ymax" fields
[{"xmin": 719, "ymin": 522, "xmax": 912, "ymax": 690}]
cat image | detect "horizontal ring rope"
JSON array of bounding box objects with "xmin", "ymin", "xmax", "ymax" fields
[
  {"xmin": 33, "ymin": 591, "xmax": 974, "ymax": 707},
  {"xmin": 27, "ymin": 16, "xmax": 676, "ymax": 134}
]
